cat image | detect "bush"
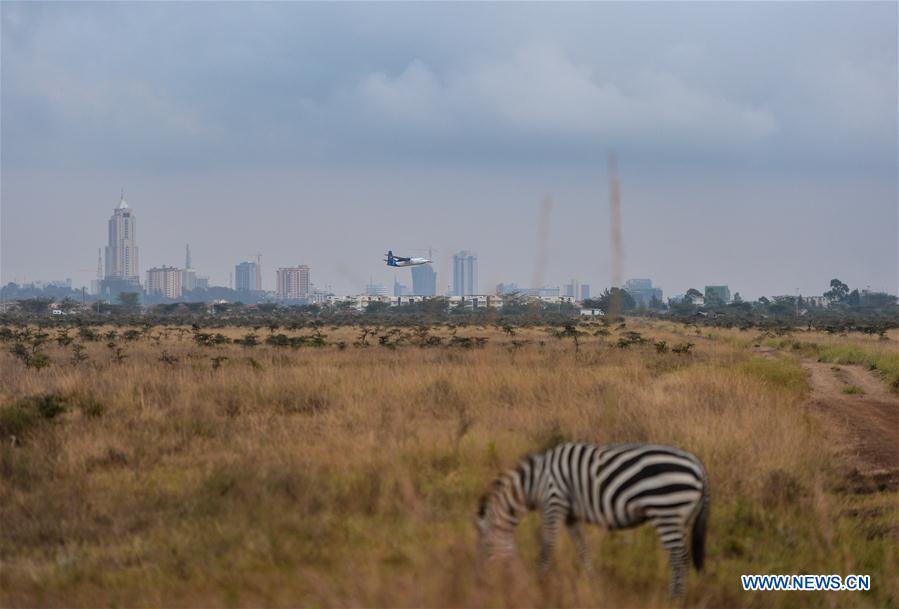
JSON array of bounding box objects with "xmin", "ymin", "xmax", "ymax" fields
[
  {"xmin": 0, "ymin": 393, "xmax": 68, "ymax": 440},
  {"xmin": 0, "ymin": 402, "xmax": 39, "ymax": 440},
  {"xmin": 78, "ymin": 396, "xmax": 106, "ymax": 418}
]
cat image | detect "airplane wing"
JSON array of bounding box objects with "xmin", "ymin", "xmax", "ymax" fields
[{"xmin": 394, "ymin": 255, "xmax": 412, "ymax": 261}]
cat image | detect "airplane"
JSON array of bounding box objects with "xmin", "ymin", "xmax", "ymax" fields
[{"xmin": 384, "ymin": 250, "xmax": 432, "ymax": 267}]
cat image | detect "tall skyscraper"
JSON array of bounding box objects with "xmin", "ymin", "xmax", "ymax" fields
[
  {"xmin": 235, "ymin": 261, "xmax": 260, "ymax": 292},
  {"xmin": 452, "ymin": 251, "xmax": 478, "ymax": 296},
  {"xmin": 411, "ymin": 264, "xmax": 437, "ymax": 296},
  {"xmin": 580, "ymin": 284, "xmax": 591, "ymax": 301},
  {"xmin": 276, "ymin": 265, "xmax": 310, "ymax": 300},
  {"xmin": 104, "ymin": 191, "xmax": 139, "ymax": 283}
]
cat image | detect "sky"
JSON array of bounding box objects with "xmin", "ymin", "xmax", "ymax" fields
[{"xmin": 2, "ymin": 1, "xmax": 896, "ymax": 299}]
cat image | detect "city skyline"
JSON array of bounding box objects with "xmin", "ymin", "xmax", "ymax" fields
[
  {"xmin": 3, "ymin": 188, "xmax": 893, "ymax": 301},
  {"xmin": 2, "ymin": 3, "xmax": 896, "ymax": 299}
]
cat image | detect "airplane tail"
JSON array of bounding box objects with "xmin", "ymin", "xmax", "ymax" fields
[{"xmin": 386, "ymin": 251, "xmax": 395, "ymax": 266}]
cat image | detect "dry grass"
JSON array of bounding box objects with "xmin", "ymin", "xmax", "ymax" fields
[{"xmin": 0, "ymin": 321, "xmax": 895, "ymax": 608}]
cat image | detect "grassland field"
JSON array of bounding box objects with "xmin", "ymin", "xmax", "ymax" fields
[{"xmin": 1, "ymin": 320, "xmax": 896, "ymax": 608}]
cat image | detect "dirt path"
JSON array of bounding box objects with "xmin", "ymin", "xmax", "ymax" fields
[{"xmin": 803, "ymin": 360, "xmax": 899, "ymax": 491}]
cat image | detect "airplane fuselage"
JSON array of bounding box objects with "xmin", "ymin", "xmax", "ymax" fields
[
  {"xmin": 385, "ymin": 250, "xmax": 431, "ymax": 267},
  {"xmin": 387, "ymin": 257, "xmax": 430, "ymax": 267}
]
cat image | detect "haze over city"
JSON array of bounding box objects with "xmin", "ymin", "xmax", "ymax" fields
[{"xmin": 2, "ymin": 2, "xmax": 897, "ymax": 299}]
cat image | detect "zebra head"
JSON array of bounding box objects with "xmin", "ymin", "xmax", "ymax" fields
[{"xmin": 475, "ymin": 475, "xmax": 522, "ymax": 564}]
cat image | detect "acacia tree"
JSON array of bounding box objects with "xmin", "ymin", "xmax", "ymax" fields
[
  {"xmin": 824, "ymin": 279, "xmax": 849, "ymax": 304},
  {"xmin": 594, "ymin": 288, "xmax": 636, "ymax": 313}
]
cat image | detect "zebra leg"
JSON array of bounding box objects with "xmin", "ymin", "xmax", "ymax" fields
[
  {"xmin": 652, "ymin": 521, "xmax": 689, "ymax": 600},
  {"xmin": 566, "ymin": 516, "xmax": 593, "ymax": 575},
  {"xmin": 538, "ymin": 509, "xmax": 565, "ymax": 576}
]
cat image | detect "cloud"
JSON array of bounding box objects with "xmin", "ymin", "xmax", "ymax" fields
[
  {"xmin": 30, "ymin": 71, "xmax": 208, "ymax": 137},
  {"xmin": 357, "ymin": 60, "xmax": 451, "ymax": 130},
  {"xmin": 1, "ymin": 3, "xmax": 893, "ymax": 172},
  {"xmin": 348, "ymin": 46, "xmax": 778, "ymax": 147}
]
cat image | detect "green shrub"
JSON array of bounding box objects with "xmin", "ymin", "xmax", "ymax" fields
[
  {"xmin": 0, "ymin": 402, "xmax": 39, "ymax": 439},
  {"xmin": 33, "ymin": 393, "xmax": 67, "ymax": 419},
  {"xmin": 0, "ymin": 393, "xmax": 68, "ymax": 440},
  {"xmin": 78, "ymin": 396, "xmax": 106, "ymax": 417}
]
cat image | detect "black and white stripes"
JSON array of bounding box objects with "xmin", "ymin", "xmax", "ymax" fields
[{"xmin": 476, "ymin": 442, "xmax": 710, "ymax": 599}]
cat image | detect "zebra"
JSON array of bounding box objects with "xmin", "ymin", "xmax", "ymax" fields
[{"xmin": 475, "ymin": 442, "xmax": 710, "ymax": 600}]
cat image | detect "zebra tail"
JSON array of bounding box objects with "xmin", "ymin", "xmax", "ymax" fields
[{"xmin": 691, "ymin": 482, "xmax": 709, "ymax": 571}]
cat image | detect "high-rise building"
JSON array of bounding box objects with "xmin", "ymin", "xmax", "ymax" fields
[
  {"xmin": 182, "ymin": 269, "xmax": 197, "ymax": 292},
  {"xmin": 625, "ymin": 278, "xmax": 664, "ymax": 308},
  {"xmin": 146, "ymin": 266, "xmax": 183, "ymax": 299},
  {"xmin": 411, "ymin": 264, "xmax": 437, "ymax": 296},
  {"xmin": 366, "ymin": 283, "xmax": 388, "ymax": 296},
  {"xmin": 704, "ymin": 285, "xmax": 731, "ymax": 304},
  {"xmin": 276, "ymin": 265, "xmax": 310, "ymax": 300},
  {"xmin": 102, "ymin": 191, "xmax": 140, "ymax": 293},
  {"xmin": 580, "ymin": 284, "xmax": 591, "ymax": 301},
  {"xmin": 625, "ymin": 278, "xmax": 652, "ymax": 290},
  {"xmin": 564, "ymin": 279, "xmax": 581, "ymax": 299},
  {"xmin": 538, "ymin": 286, "xmax": 560, "ymax": 298},
  {"xmin": 452, "ymin": 251, "xmax": 478, "ymax": 296},
  {"xmin": 235, "ymin": 262, "xmax": 260, "ymax": 292}
]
